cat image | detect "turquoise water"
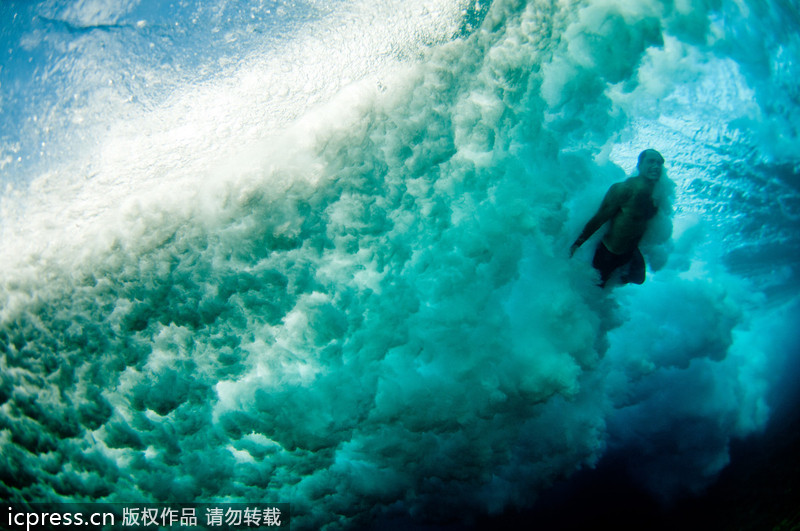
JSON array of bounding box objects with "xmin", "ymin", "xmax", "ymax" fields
[{"xmin": 1, "ymin": 0, "xmax": 798, "ymax": 529}]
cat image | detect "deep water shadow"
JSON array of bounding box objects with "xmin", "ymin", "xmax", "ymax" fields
[
  {"xmin": 475, "ymin": 396, "xmax": 800, "ymax": 531},
  {"xmin": 369, "ymin": 393, "xmax": 800, "ymax": 531}
]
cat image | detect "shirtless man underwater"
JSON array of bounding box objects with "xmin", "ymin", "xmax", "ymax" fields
[{"xmin": 570, "ymin": 149, "xmax": 666, "ymax": 287}]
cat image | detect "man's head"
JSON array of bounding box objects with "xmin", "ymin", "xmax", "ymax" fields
[{"xmin": 637, "ymin": 149, "xmax": 664, "ymax": 181}]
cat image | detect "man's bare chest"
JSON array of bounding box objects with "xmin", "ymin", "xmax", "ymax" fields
[{"xmin": 620, "ymin": 190, "xmax": 657, "ymax": 221}]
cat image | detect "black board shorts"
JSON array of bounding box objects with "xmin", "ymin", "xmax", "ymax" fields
[{"xmin": 592, "ymin": 242, "xmax": 645, "ymax": 286}]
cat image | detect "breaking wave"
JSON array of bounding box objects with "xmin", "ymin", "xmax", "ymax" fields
[{"xmin": 1, "ymin": 0, "xmax": 798, "ymax": 528}]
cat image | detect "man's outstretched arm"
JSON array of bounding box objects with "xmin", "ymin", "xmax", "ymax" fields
[{"xmin": 570, "ymin": 183, "xmax": 624, "ymax": 256}]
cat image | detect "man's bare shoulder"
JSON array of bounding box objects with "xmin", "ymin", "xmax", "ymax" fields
[
  {"xmin": 620, "ymin": 176, "xmax": 643, "ymax": 188},
  {"xmin": 606, "ymin": 180, "xmax": 634, "ymax": 201}
]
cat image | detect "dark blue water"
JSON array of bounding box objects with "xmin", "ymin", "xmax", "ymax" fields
[{"xmin": 1, "ymin": 1, "xmax": 798, "ymax": 529}]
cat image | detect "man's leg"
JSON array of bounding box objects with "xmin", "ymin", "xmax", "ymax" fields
[
  {"xmin": 592, "ymin": 243, "xmax": 626, "ymax": 287},
  {"xmin": 621, "ymin": 248, "xmax": 646, "ymax": 285}
]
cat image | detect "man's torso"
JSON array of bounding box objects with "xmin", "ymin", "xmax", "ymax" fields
[{"xmin": 603, "ymin": 178, "xmax": 657, "ymax": 254}]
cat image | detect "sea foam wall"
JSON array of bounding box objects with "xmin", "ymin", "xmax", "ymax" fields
[{"xmin": 1, "ymin": 0, "xmax": 798, "ymax": 528}]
